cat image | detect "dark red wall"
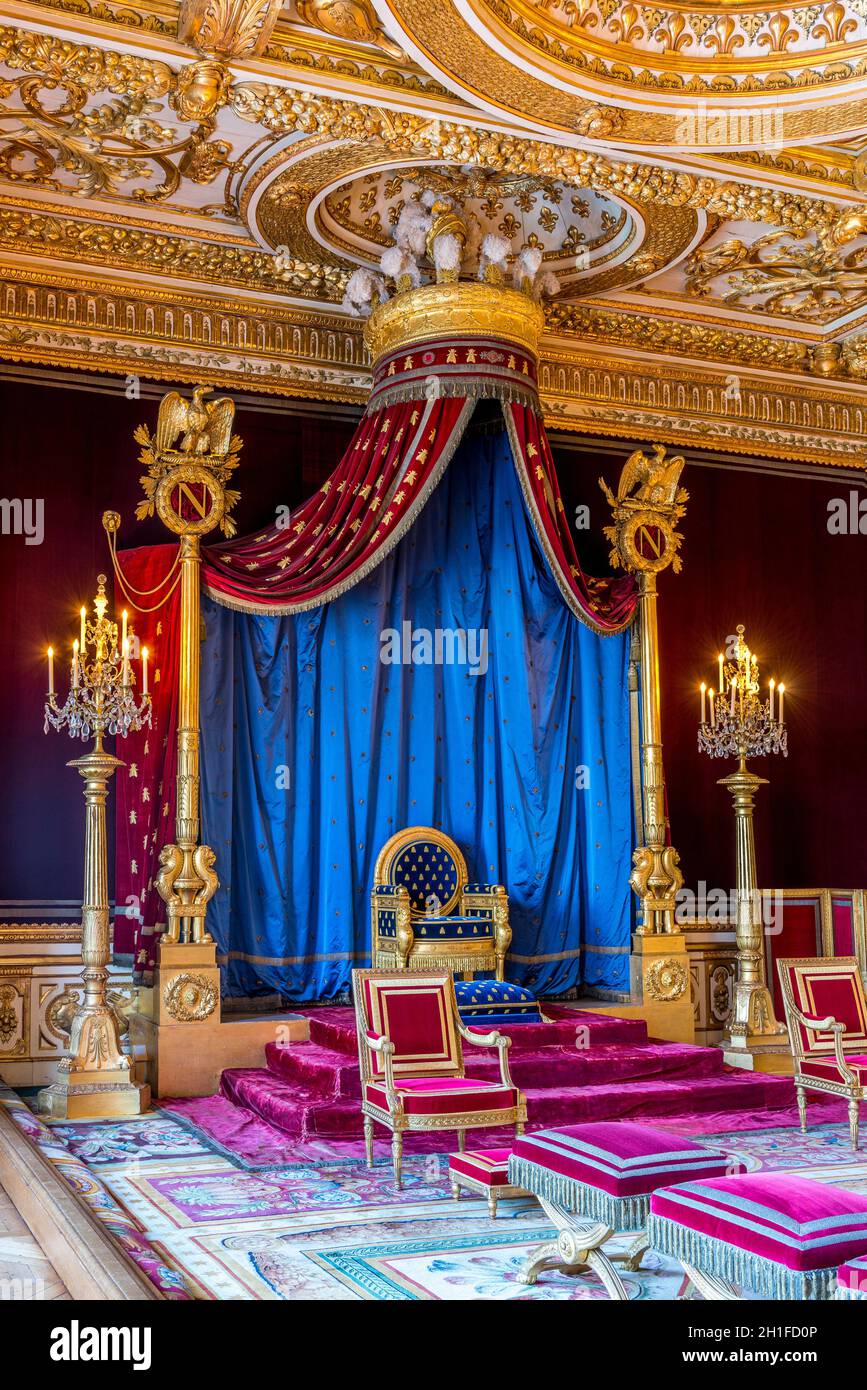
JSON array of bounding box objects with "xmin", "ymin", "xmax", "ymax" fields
[
  {"xmin": 552, "ymin": 447, "xmax": 867, "ymax": 896},
  {"xmin": 0, "ymin": 377, "xmax": 357, "ymax": 902},
  {"xmin": 1, "ymin": 373, "xmax": 864, "ymax": 909}
]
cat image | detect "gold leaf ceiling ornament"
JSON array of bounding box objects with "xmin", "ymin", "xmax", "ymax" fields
[
  {"xmin": 685, "ymin": 224, "xmax": 867, "ymax": 322},
  {"xmin": 178, "ymin": 0, "xmax": 284, "ymax": 58},
  {"xmin": 229, "ymin": 82, "xmax": 849, "ymax": 240},
  {"xmin": 373, "ymin": 0, "xmax": 867, "ymax": 145},
  {"xmin": 292, "ymin": 0, "xmax": 407, "ymax": 60},
  {"xmin": 0, "ymin": 26, "xmax": 236, "ymax": 203}
]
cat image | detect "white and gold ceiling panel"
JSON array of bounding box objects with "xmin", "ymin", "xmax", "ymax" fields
[
  {"xmin": 374, "ymin": 0, "xmax": 867, "ymax": 147},
  {"xmin": 1, "ymin": 0, "xmax": 867, "ymax": 463}
]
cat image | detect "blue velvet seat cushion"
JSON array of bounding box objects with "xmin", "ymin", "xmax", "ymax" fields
[
  {"xmin": 455, "ymin": 979, "xmax": 542, "ymax": 1024},
  {"xmin": 413, "ymin": 916, "xmax": 493, "ymax": 940}
]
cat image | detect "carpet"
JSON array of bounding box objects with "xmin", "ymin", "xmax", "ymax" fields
[{"xmin": 44, "ymin": 1108, "xmax": 867, "ymax": 1300}]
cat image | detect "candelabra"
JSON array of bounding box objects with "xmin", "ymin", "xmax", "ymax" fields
[
  {"xmin": 697, "ymin": 624, "xmax": 788, "ymax": 1062},
  {"xmin": 38, "ymin": 574, "xmax": 152, "ymax": 1118}
]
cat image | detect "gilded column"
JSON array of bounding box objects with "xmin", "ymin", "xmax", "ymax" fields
[
  {"xmin": 600, "ymin": 446, "xmax": 693, "ymax": 1040},
  {"xmin": 131, "ymin": 387, "xmax": 242, "ymax": 1091}
]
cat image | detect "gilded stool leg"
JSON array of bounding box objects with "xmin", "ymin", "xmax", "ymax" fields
[
  {"xmin": 515, "ymin": 1120, "xmax": 525, "ymax": 1137},
  {"xmin": 849, "ymin": 1097, "xmax": 861, "ymax": 1152},
  {"xmin": 364, "ymin": 1115, "xmax": 374, "ymax": 1169},
  {"xmin": 391, "ymin": 1131, "xmax": 403, "ymax": 1188},
  {"xmin": 451, "ymin": 1178, "xmax": 461, "ymax": 1202},
  {"xmin": 457, "ymin": 1129, "xmax": 466, "ymax": 1153},
  {"xmin": 615, "ymin": 1230, "xmax": 650, "ymax": 1273},
  {"xmin": 487, "ymin": 1191, "xmax": 498, "ymax": 1219},
  {"xmin": 796, "ymin": 1085, "xmax": 808, "ymax": 1134}
]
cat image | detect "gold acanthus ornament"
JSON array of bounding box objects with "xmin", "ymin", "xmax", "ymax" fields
[
  {"xmin": 177, "ymin": 0, "xmax": 284, "ymax": 58},
  {"xmin": 294, "ymin": 0, "xmax": 407, "ymax": 60}
]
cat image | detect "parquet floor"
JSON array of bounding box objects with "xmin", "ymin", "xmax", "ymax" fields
[{"xmin": 0, "ymin": 1180, "xmax": 69, "ymax": 1300}]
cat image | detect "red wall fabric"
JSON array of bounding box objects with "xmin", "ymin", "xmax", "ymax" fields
[
  {"xmin": 0, "ymin": 378, "xmax": 357, "ymax": 908},
  {"xmin": 551, "ymin": 447, "xmax": 867, "ymax": 895}
]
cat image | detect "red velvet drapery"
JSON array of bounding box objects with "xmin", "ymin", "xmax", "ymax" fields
[
  {"xmin": 112, "ymin": 544, "xmax": 180, "ymax": 977},
  {"xmin": 115, "ymin": 334, "xmax": 637, "ymax": 980}
]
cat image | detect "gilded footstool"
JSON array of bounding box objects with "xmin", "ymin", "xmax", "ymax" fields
[
  {"xmin": 449, "ymin": 1146, "xmax": 527, "ymax": 1217},
  {"xmin": 649, "ymin": 1172, "xmax": 867, "ymax": 1300},
  {"xmin": 508, "ymin": 1121, "xmax": 737, "ymax": 1299},
  {"xmin": 837, "ymin": 1255, "xmax": 867, "ymax": 1299}
]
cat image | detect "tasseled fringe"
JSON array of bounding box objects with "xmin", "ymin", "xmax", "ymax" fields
[
  {"xmin": 367, "ymin": 379, "xmax": 541, "ymax": 415},
  {"xmin": 508, "ymin": 1156, "xmax": 650, "ymax": 1232},
  {"xmin": 647, "ymin": 1214, "xmax": 839, "ymax": 1300},
  {"xmin": 837, "ymin": 1285, "xmax": 867, "ymax": 1300}
]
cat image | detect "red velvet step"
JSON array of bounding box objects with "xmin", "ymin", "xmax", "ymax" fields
[
  {"xmin": 220, "ymin": 1060, "xmax": 811, "ymax": 1144},
  {"xmin": 263, "ymin": 1038, "xmax": 726, "ymax": 1101},
  {"xmin": 301, "ymin": 1004, "xmax": 648, "ymax": 1056}
]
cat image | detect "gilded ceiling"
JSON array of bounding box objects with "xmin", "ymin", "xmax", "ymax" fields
[{"xmin": 2, "ymin": 0, "xmax": 867, "ymax": 465}]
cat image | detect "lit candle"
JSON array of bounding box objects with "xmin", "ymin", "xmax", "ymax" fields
[
  {"xmin": 47, "ymin": 646, "xmax": 54, "ymax": 696},
  {"xmin": 718, "ymin": 652, "xmax": 724, "ymax": 692},
  {"xmin": 72, "ymin": 639, "xmax": 79, "ymax": 689},
  {"xmin": 122, "ymin": 637, "xmax": 130, "ymax": 687},
  {"xmin": 142, "ymin": 645, "xmax": 149, "ymax": 697},
  {"xmin": 709, "ymin": 686, "xmax": 715, "ymax": 726},
  {"xmin": 700, "ymin": 682, "xmax": 706, "ymax": 724},
  {"xmin": 730, "ymin": 675, "xmax": 737, "ymax": 716},
  {"xmin": 80, "ymin": 606, "xmax": 86, "ymax": 655},
  {"xmin": 121, "ymin": 609, "xmax": 128, "ymax": 659},
  {"xmin": 769, "ymin": 678, "xmax": 775, "ymax": 721},
  {"xmin": 778, "ymin": 683, "xmax": 785, "ymax": 724}
]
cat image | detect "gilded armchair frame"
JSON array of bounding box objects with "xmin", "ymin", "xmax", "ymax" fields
[
  {"xmin": 777, "ymin": 955, "xmax": 867, "ymax": 1151},
  {"xmin": 371, "ymin": 825, "xmax": 512, "ymax": 980},
  {"xmin": 352, "ymin": 967, "xmax": 527, "ymax": 1187}
]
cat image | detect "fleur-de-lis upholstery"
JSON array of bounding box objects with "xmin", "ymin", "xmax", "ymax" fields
[
  {"xmin": 777, "ymin": 956, "xmax": 867, "ymax": 1151},
  {"xmin": 352, "ymin": 967, "xmax": 527, "ymax": 1187},
  {"xmin": 371, "ymin": 826, "xmax": 512, "ymax": 980}
]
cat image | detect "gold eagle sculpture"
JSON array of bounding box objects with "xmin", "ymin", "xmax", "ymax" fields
[
  {"xmin": 614, "ymin": 442, "xmax": 688, "ymax": 509},
  {"xmin": 154, "ymin": 385, "xmax": 235, "ymax": 457}
]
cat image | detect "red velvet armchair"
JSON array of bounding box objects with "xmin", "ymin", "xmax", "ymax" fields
[
  {"xmin": 352, "ymin": 968, "xmax": 527, "ymax": 1187},
  {"xmin": 777, "ymin": 956, "xmax": 867, "ymax": 1150}
]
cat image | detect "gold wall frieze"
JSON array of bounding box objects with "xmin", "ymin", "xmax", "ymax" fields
[
  {"xmin": 540, "ymin": 352, "xmax": 867, "ymax": 465},
  {"xmin": 546, "ymin": 302, "xmax": 812, "ymax": 372},
  {"xmin": 0, "ymin": 265, "xmax": 369, "ymax": 398},
  {"xmin": 2, "ymin": 260, "xmax": 866, "ymax": 468}
]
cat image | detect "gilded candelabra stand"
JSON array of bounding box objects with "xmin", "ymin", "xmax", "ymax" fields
[
  {"xmin": 39, "ymin": 575, "xmax": 152, "ymax": 1117},
  {"xmin": 698, "ymin": 625, "xmax": 788, "ymax": 1063}
]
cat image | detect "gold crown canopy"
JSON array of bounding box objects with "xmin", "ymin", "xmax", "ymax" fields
[{"xmin": 363, "ymin": 281, "xmax": 544, "ymax": 367}]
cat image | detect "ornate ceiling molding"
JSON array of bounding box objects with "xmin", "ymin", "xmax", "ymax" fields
[
  {"xmin": 0, "ymin": 6, "xmax": 866, "ymax": 470},
  {"xmin": 375, "ymin": 0, "xmax": 867, "ymax": 147}
]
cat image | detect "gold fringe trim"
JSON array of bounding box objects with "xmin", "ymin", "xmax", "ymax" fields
[
  {"xmin": 368, "ymin": 378, "xmax": 540, "ymax": 414},
  {"xmin": 204, "ymin": 398, "xmax": 476, "ymax": 617}
]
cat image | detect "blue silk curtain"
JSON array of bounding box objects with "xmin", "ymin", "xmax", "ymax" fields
[{"xmin": 199, "ymin": 426, "xmax": 633, "ymax": 1001}]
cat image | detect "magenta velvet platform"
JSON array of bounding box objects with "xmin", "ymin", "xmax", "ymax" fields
[
  {"xmin": 649, "ymin": 1172, "xmax": 867, "ymax": 1299},
  {"xmin": 215, "ymin": 1004, "xmax": 836, "ymax": 1153},
  {"xmin": 509, "ymin": 1121, "xmax": 736, "ymax": 1230}
]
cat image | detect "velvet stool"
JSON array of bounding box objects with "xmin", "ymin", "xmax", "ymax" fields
[
  {"xmin": 508, "ymin": 1120, "xmax": 737, "ymax": 1299},
  {"xmin": 649, "ymin": 1172, "xmax": 867, "ymax": 1299},
  {"xmin": 449, "ymin": 1146, "xmax": 527, "ymax": 1217}
]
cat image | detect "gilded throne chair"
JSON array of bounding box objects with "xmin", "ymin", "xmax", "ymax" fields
[
  {"xmin": 777, "ymin": 956, "xmax": 867, "ymax": 1150},
  {"xmin": 352, "ymin": 967, "xmax": 527, "ymax": 1186},
  {"xmin": 371, "ymin": 826, "xmax": 512, "ymax": 981}
]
